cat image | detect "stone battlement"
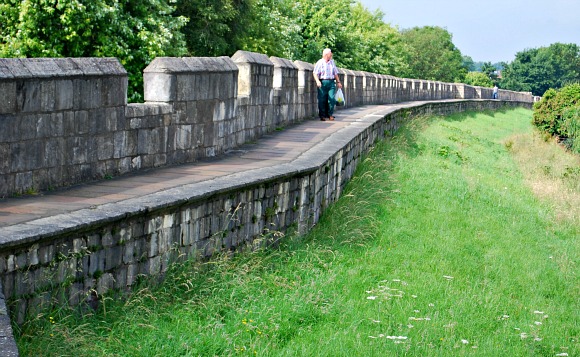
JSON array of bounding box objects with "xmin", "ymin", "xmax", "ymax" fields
[{"xmin": 0, "ymin": 52, "xmax": 533, "ymax": 198}]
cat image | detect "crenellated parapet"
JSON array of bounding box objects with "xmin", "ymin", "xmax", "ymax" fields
[{"xmin": 0, "ymin": 52, "xmax": 534, "ymax": 198}]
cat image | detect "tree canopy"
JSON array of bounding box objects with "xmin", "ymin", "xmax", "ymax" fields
[
  {"xmin": 399, "ymin": 26, "xmax": 467, "ymax": 83},
  {"xmin": 463, "ymin": 72, "xmax": 493, "ymax": 88},
  {"xmin": 2, "ymin": 0, "xmax": 515, "ymax": 101},
  {"xmin": 502, "ymin": 43, "xmax": 580, "ymax": 96},
  {"xmin": 0, "ymin": 0, "xmax": 188, "ymax": 102}
]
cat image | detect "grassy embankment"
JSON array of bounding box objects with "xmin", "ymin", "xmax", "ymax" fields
[{"xmin": 16, "ymin": 107, "xmax": 579, "ymax": 356}]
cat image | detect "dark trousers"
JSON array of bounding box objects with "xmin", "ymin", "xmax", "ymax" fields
[{"xmin": 317, "ymin": 80, "xmax": 336, "ymax": 119}]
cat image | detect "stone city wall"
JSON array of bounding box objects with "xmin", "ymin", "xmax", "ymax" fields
[
  {"xmin": 0, "ymin": 52, "xmax": 533, "ymax": 355},
  {"xmin": 0, "ymin": 100, "xmax": 529, "ymax": 328},
  {"xmin": 0, "ymin": 53, "xmax": 533, "ymax": 198}
]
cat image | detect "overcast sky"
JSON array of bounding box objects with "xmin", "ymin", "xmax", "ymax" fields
[{"xmin": 358, "ymin": 0, "xmax": 580, "ymax": 64}]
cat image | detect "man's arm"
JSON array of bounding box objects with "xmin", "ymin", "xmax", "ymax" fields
[
  {"xmin": 313, "ymin": 72, "xmax": 322, "ymax": 88},
  {"xmin": 334, "ymin": 73, "xmax": 342, "ymax": 89}
]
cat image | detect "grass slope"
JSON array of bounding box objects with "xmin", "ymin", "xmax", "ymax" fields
[{"xmin": 16, "ymin": 108, "xmax": 579, "ymax": 356}]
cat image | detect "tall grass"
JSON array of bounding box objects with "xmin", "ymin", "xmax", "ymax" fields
[{"xmin": 16, "ymin": 107, "xmax": 578, "ymax": 356}]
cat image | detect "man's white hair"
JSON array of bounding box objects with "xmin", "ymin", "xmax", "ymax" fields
[{"xmin": 323, "ymin": 48, "xmax": 332, "ymax": 56}]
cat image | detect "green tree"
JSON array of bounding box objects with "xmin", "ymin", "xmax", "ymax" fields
[
  {"xmin": 234, "ymin": 0, "xmax": 301, "ymax": 59},
  {"xmin": 175, "ymin": 0, "xmax": 257, "ymax": 56},
  {"xmin": 502, "ymin": 43, "xmax": 580, "ymax": 96},
  {"xmin": 400, "ymin": 26, "xmax": 466, "ymax": 83},
  {"xmin": 462, "ymin": 55, "xmax": 476, "ymax": 72},
  {"xmin": 339, "ymin": 2, "xmax": 406, "ymax": 75},
  {"xmin": 287, "ymin": 0, "xmax": 355, "ymax": 64},
  {"xmin": 0, "ymin": 0, "xmax": 188, "ymax": 102},
  {"xmin": 480, "ymin": 61, "xmax": 498, "ymax": 81},
  {"xmin": 533, "ymin": 84, "xmax": 580, "ymax": 136},
  {"xmin": 463, "ymin": 72, "xmax": 493, "ymax": 87}
]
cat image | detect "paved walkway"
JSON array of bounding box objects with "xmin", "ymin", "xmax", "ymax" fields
[{"xmin": 0, "ymin": 104, "xmax": 402, "ymax": 229}]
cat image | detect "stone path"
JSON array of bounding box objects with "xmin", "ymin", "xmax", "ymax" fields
[{"xmin": 0, "ymin": 104, "xmax": 400, "ymax": 229}]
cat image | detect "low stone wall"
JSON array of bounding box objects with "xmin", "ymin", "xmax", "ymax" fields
[{"xmin": 0, "ymin": 53, "xmax": 534, "ymax": 198}]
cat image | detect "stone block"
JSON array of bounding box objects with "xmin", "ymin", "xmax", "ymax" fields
[
  {"xmin": 105, "ymin": 246, "xmax": 122, "ymax": 271},
  {"xmin": 74, "ymin": 78, "xmax": 102, "ymax": 110},
  {"xmin": 88, "ymin": 107, "xmax": 108, "ymax": 135},
  {"xmin": 97, "ymin": 134, "xmax": 114, "ymax": 161},
  {"xmin": 102, "ymin": 76, "xmax": 127, "ymax": 107},
  {"xmin": 144, "ymin": 72, "xmax": 176, "ymax": 102},
  {"xmin": 17, "ymin": 80, "xmax": 42, "ymax": 113},
  {"xmin": 39, "ymin": 80, "xmax": 56, "ymax": 112},
  {"xmin": 145, "ymin": 256, "xmax": 161, "ymax": 276},
  {"xmin": 88, "ymin": 250, "xmax": 105, "ymax": 276},
  {"xmin": 0, "ymin": 81, "xmax": 17, "ymax": 114},
  {"xmin": 126, "ymin": 264, "xmax": 138, "ymax": 286},
  {"xmin": 0, "ymin": 114, "xmax": 18, "ymax": 143},
  {"xmin": 96, "ymin": 273, "xmax": 114, "ymax": 295}
]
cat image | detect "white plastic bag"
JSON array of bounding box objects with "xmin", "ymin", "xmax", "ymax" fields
[{"xmin": 335, "ymin": 88, "xmax": 345, "ymax": 106}]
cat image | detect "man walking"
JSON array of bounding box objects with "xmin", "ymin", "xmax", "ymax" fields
[{"xmin": 313, "ymin": 48, "xmax": 343, "ymax": 121}]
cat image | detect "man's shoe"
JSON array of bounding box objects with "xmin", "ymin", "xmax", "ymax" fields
[
  {"xmin": 329, "ymin": 116, "xmax": 335, "ymax": 121},
  {"xmin": 320, "ymin": 117, "xmax": 327, "ymax": 121}
]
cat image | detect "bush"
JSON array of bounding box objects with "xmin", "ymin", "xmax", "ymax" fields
[
  {"xmin": 532, "ymin": 83, "xmax": 580, "ymax": 141},
  {"xmin": 561, "ymin": 106, "xmax": 580, "ymax": 153},
  {"xmin": 463, "ymin": 71, "xmax": 493, "ymax": 88}
]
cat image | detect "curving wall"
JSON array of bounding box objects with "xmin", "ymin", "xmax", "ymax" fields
[
  {"xmin": 0, "ymin": 52, "xmax": 533, "ymax": 198},
  {"xmin": 0, "ymin": 52, "xmax": 533, "ymax": 355}
]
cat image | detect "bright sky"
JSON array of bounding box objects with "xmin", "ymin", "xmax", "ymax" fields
[{"xmin": 358, "ymin": 0, "xmax": 580, "ymax": 64}]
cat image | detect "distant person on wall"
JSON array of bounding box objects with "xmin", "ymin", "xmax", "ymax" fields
[
  {"xmin": 493, "ymin": 85, "xmax": 498, "ymax": 99},
  {"xmin": 313, "ymin": 48, "xmax": 343, "ymax": 121}
]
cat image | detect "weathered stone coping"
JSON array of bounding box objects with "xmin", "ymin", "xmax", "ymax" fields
[{"xmin": 0, "ymin": 100, "xmax": 443, "ymax": 248}]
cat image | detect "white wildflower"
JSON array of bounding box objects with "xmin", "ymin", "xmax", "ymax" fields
[
  {"xmin": 411, "ymin": 295, "xmax": 418, "ymax": 298},
  {"xmin": 429, "ymin": 303, "xmax": 435, "ymax": 307},
  {"xmin": 534, "ymin": 337, "xmax": 542, "ymax": 341},
  {"xmin": 443, "ymin": 275, "xmax": 454, "ymax": 280},
  {"xmin": 555, "ymin": 353, "xmax": 568, "ymax": 357},
  {"xmin": 533, "ymin": 311, "xmax": 544, "ymax": 315},
  {"xmin": 414, "ymin": 310, "xmax": 420, "ymax": 313},
  {"xmin": 372, "ymin": 320, "xmax": 381, "ymax": 324},
  {"xmin": 407, "ymin": 324, "xmax": 414, "ymax": 328},
  {"xmin": 461, "ymin": 339, "xmax": 469, "ymax": 344},
  {"xmin": 392, "ymin": 279, "xmax": 401, "ymax": 282},
  {"xmin": 367, "ymin": 296, "xmax": 377, "ymax": 300},
  {"xmin": 386, "ymin": 336, "xmax": 408, "ymax": 340},
  {"xmin": 520, "ymin": 332, "xmax": 528, "ymax": 339},
  {"xmin": 534, "ymin": 321, "xmax": 542, "ymax": 326}
]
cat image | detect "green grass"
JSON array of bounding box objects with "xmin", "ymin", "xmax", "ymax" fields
[{"xmin": 15, "ymin": 107, "xmax": 579, "ymax": 356}]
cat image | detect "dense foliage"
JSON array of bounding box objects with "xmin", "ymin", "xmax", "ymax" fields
[
  {"xmin": 502, "ymin": 43, "xmax": 580, "ymax": 96},
  {"xmin": 0, "ymin": 0, "xmax": 188, "ymax": 102},
  {"xmin": 463, "ymin": 72, "xmax": 493, "ymax": 87},
  {"xmin": 533, "ymin": 83, "xmax": 580, "ymax": 153},
  {"xmin": 0, "ymin": 0, "xmax": 474, "ymax": 101},
  {"xmin": 399, "ymin": 26, "xmax": 467, "ymax": 83},
  {"xmin": 7, "ymin": 0, "xmax": 575, "ymax": 103}
]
